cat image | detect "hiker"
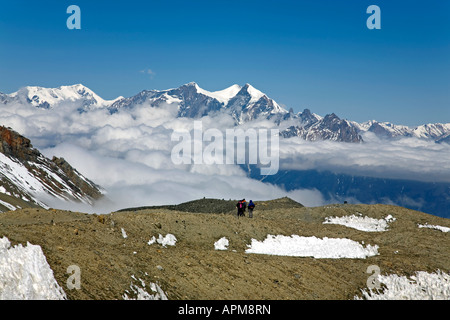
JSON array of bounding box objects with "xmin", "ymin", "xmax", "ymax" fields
[
  {"xmin": 248, "ymin": 200, "xmax": 255, "ymax": 218},
  {"xmin": 236, "ymin": 200, "xmax": 242, "ymax": 217},
  {"xmin": 236, "ymin": 199, "xmax": 246, "ymax": 217}
]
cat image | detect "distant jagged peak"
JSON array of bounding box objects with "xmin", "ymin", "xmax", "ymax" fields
[
  {"xmin": 177, "ymin": 82, "xmax": 281, "ymax": 108},
  {"xmin": 240, "ymin": 83, "xmax": 266, "ymax": 103},
  {"xmin": 300, "ymin": 108, "xmax": 323, "ymax": 123}
]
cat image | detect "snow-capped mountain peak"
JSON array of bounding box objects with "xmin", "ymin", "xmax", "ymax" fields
[
  {"xmin": 241, "ymin": 83, "xmax": 265, "ymax": 104},
  {"xmin": 107, "ymin": 82, "xmax": 288, "ymax": 122},
  {"xmin": 5, "ymin": 84, "xmax": 122, "ymax": 109},
  {"xmin": 195, "ymin": 84, "xmax": 242, "ymax": 105},
  {"xmin": 348, "ymin": 120, "xmax": 450, "ymax": 141}
]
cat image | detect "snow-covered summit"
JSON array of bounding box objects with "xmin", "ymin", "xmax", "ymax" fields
[
  {"xmin": 349, "ymin": 119, "xmax": 450, "ymax": 142},
  {"xmin": 108, "ymin": 82, "xmax": 288, "ymax": 122},
  {"xmin": 4, "ymin": 84, "xmax": 122, "ymax": 109},
  {"xmin": 195, "ymin": 83, "xmax": 242, "ymax": 105}
]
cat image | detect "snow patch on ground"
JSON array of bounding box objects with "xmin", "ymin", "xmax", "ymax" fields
[
  {"xmin": 418, "ymin": 223, "xmax": 450, "ymax": 233},
  {"xmin": 245, "ymin": 234, "xmax": 379, "ymax": 259},
  {"xmin": 0, "ymin": 199, "xmax": 17, "ymax": 211},
  {"xmin": 123, "ymin": 276, "xmax": 168, "ymax": 300},
  {"xmin": 356, "ymin": 270, "xmax": 450, "ymax": 300},
  {"xmin": 0, "ymin": 186, "xmax": 10, "ymax": 195},
  {"xmin": 323, "ymin": 213, "xmax": 396, "ymax": 232},
  {"xmin": 0, "ymin": 237, "xmax": 66, "ymax": 300},
  {"xmin": 147, "ymin": 234, "xmax": 177, "ymax": 247},
  {"xmin": 214, "ymin": 237, "xmax": 229, "ymax": 250}
]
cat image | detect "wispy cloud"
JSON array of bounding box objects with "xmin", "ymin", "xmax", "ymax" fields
[{"xmin": 139, "ymin": 68, "xmax": 156, "ymax": 79}]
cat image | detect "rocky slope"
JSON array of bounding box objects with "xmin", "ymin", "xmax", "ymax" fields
[
  {"xmin": 0, "ymin": 126, "xmax": 103, "ymax": 212},
  {"xmin": 280, "ymin": 111, "xmax": 363, "ymax": 143},
  {"xmin": 0, "ymin": 198, "xmax": 448, "ymax": 300}
]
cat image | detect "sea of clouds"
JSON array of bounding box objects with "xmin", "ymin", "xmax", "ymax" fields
[
  {"xmin": 0, "ymin": 98, "xmax": 449, "ymax": 213},
  {"xmin": 279, "ymin": 132, "xmax": 450, "ymax": 183}
]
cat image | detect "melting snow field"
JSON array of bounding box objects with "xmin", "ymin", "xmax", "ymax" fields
[
  {"xmin": 357, "ymin": 270, "xmax": 450, "ymax": 300},
  {"xmin": 245, "ymin": 235, "xmax": 379, "ymax": 259},
  {"xmin": 323, "ymin": 214, "xmax": 396, "ymax": 232},
  {"xmin": 0, "ymin": 237, "xmax": 66, "ymax": 300}
]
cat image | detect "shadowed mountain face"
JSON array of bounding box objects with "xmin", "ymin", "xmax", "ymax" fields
[
  {"xmin": 108, "ymin": 82, "xmax": 288, "ymax": 124},
  {"xmin": 280, "ymin": 112, "xmax": 363, "ymax": 143},
  {"xmin": 0, "ymin": 126, "xmax": 103, "ymax": 211}
]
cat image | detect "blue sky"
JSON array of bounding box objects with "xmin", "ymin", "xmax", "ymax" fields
[{"xmin": 0, "ymin": 0, "xmax": 449, "ymax": 126}]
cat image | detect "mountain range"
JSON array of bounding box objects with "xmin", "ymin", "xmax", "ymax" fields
[{"xmin": 2, "ymin": 82, "xmax": 449, "ymax": 144}]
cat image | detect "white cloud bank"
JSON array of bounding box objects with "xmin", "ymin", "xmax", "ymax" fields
[{"xmin": 279, "ymin": 132, "xmax": 450, "ymax": 183}]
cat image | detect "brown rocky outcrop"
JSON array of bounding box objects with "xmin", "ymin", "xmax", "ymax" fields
[
  {"xmin": 0, "ymin": 126, "xmax": 40, "ymax": 161},
  {"xmin": 0, "ymin": 125, "xmax": 103, "ymax": 207}
]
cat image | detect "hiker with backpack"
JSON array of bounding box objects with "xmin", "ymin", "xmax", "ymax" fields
[
  {"xmin": 248, "ymin": 200, "xmax": 255, "ymax": 218},
  {"xmin": 236, "ymin": 199, "xmax": 246, "ymax": 217}
]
